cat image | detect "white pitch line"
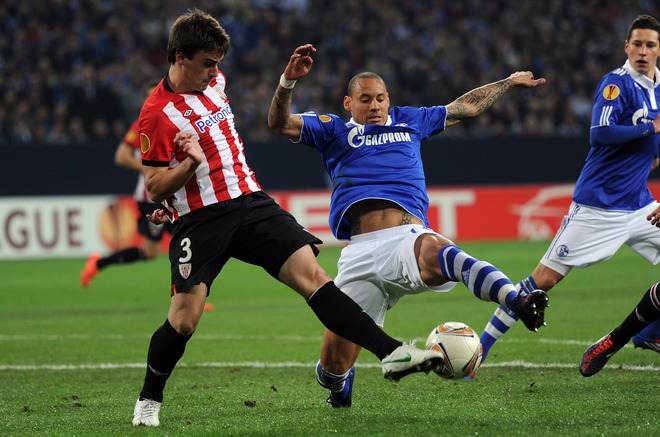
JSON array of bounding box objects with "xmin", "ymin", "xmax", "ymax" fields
[{"xmin": 1, "ymin": 361, "xmax": 658, "ymax": 372}]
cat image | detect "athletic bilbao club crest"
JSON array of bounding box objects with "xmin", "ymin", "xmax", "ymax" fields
[
  {"xmin": 179, "ymin": 263, "xmax": 192, "ymax": 279},
  {"xmin": 603, "ymin": 84, "xmax": 620, "ymax": 100}
]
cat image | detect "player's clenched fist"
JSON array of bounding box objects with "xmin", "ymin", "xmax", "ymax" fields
[{"xmin": 174, "ymin": 132, "xmax": 204, "ymax": 164}]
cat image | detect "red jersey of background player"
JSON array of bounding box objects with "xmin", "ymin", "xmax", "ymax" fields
[
  {"xmin": 138, "ymin": 73, "xmax": 261, "ymax": 221},
  {"xmin": 122, "ymin": 119, "xmax": 152, "ymax": 203}
]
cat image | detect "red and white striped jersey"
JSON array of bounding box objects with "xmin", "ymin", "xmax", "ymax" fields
[
  {"xmin": 122, "ymin": 119, "xmax": 152, "ymax": 203},
  {"xmin": 139, "ymin": 73, "xmax": 261, "ymax": 221}
]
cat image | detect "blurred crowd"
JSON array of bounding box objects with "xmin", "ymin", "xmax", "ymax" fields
[{"xmin": 1, "ymin": 0, "xmax": 658, "ymax": 147}]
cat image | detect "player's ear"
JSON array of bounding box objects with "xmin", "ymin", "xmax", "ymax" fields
[
  {"xmin": 175, "ymin": 50, "xmax": 188, "ymax": 64},
  {"xmin": 343, "ymin": 95, "xmax": 351, "ymax": 112}
]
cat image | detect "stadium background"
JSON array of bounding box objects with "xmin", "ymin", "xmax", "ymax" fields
[{"xmin": 2, "ymin": 0, "xmax": 660, "ymax": 257}]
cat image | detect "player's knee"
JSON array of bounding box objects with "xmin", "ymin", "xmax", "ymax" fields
[{"xmin": 170, "ymin": 319, "xmax": 197, "ymax": 336}]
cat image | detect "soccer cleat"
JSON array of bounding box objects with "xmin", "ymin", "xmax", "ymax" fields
[
  {"xmin": 132, "ymin": 398, "xmax": 161, "ymax": 426},
  {"xmin": 631, "ymin": 333, "xmax": 660, "ymax": 353},
  {"xmin": 327, "ymin": 366, "xmax": 354, "ymax": 408},
  {"xmin": 80, "ymin": 253, "xmax": 102, "ymax": 288},
  {"xmin": 512, "ymin": 289, "xmax": 549, "ymax": 332},
  {"xmin": 579, "ymin": 333, "xmax": 623, "ymax": 377},
  {"xmin": 382, "ymin": 343, "xmax": 445, "ymax": 382}
]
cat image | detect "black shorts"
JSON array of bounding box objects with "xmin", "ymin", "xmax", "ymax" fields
[
  {"xmin": 168, "ymin": 191, "xmax": 322, "ymax": 295},
  {"xmin": 137, "ymin": 201, "xmax": 173, "ymax": 241}
]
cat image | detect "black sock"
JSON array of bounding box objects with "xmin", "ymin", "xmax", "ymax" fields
[
  {"xmin": 307, "ymin": 282, "xmax": 402, "ymax": 360},
  {"xmin": 610, "ymin": 283, "xmax": 660, "ymax": 346},
  {"xmin": 98, "ymin": 247, "xmax": 145, "ymax": 269},
  {"xmin": 139, "ymin": 319, "xmax": 192, "ymax": 402}
]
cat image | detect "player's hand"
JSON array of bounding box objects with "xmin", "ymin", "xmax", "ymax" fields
[
  {"xmin": 283, "ymin": 44, "xmax": 316, "ymax": 81},
  {"xmin": 147, "ymin": 209, "xmax": 169, "ymax": 225},
  {"xmin": 174, "ymin": 131, "xmax": 204, "ymax": 165},
  {"xmin": 507, "ymin": 71, "xmax": 546, "ymax": 88},
  {"xmin": 647, "ymin": 204, "xmax": 660, "ymax": 227}
]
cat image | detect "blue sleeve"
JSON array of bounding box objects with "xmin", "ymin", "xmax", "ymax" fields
[
  {"xmin": 590, "ymin": 122, "xmax": 655, "ymax": 146},
  {"xmin": 299, "ymin": 112, "xmax": 337, "ymax": 148}
]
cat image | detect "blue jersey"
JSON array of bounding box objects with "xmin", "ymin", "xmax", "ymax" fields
[
  {"xmin": 299, "ymin": 106, "xmax": 447, "ymax": 240},
  {"xmin": 573, "ymin": 60, "xmax": 660, "ymax": 210}
]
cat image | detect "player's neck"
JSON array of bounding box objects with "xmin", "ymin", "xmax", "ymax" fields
[{"xmin": 166, "ymin": 66, "xmax": 193, "ymax": 94}]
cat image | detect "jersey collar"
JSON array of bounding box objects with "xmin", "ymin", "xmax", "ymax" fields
[
  {"xmin": 347, "ymin": 115, "xmax": 392, "ymax": 127},
  {"xmin": 623, "ymin": 59, "xmax": 660, "ymax": 89}
]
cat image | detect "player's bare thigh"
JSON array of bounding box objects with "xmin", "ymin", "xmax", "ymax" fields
[{"xmin": 415, "ymin": 233, "xmax": 455, "ymax": 286}]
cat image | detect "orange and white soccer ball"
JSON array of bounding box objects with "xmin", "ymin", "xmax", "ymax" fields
[{"xmin": 425, "ymin": 322, "xmax": 482, "ymax": 379}]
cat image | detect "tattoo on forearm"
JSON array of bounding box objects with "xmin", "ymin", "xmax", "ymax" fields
[
  {"xmin": 447, "ymin": 78, "xmax": 512, "ymax": 122},
  {"xmin": 269, "ymin": 88, "xmax": 292, "ymax": 129}
]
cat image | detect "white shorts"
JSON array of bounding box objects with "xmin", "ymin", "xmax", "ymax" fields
[
  {"xmin": 541, "ymin": 202, "xmax": 660, "ymax": 276},
  {"xmin": 334, "ymin": 225, "xmax": 457, "ymax": 327}
]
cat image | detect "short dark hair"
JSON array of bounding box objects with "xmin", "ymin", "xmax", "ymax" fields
[
  {"xmin": 167, "ymin": 8, "xmax": 230, "ymax": 64},
  {"xmin": 626, "ymin": 14, "xmax": 660, "ymax": 41},
  {"xmin": 347, "ymin": 72, "xmax": 385, "ymax": 97}
]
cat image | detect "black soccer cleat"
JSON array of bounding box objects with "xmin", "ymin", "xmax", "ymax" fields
[
  {"xmin": 512, "ymin": 289, "xmax": 549, "ymax": 332},
  {"xmin": 579, "ymin": 333, "xmax": 623, "ymax": 377}
]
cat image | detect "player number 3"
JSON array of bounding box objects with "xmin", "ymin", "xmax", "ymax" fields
[{"xmin": 178, "ymin": 237, "xmax": 192, "ymax": 263}]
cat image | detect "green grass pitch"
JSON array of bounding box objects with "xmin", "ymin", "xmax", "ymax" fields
[{"xmin": 1, "ymin": 241, "xmax": 659, "ymax": 436}]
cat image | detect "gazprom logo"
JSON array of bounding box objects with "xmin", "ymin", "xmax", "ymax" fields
[
  {"xmin": 347, "ymin": 125, "xmax": 366, "ymax": 148},
  {"xmin": 194, "ymin": 107, "xmax": 233, "ymax": 133},
  {"xmin": 632, "ymin": 102, "xmax": 653, "ymax": 125},
  {"xmin": 347, "ymin": 125, "xmax": 411, "ymax": 148}
]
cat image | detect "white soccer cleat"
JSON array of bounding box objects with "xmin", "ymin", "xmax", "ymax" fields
[
  {"xmin": 382, "ymin": 343, "xmax": 445, "ymax": 382},
  {"xmin": 132, "ymin": 398, "xmax": 161, "ymax": 427}
]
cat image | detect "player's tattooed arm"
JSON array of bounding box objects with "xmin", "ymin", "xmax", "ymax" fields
[
  {"xmin": 445, "ymin": 71, "xmax": 545, "ymax": 127},
  {"xmin": 269, "ymin": 87, "xmax": 292, "ymax": 128},
  {"xmin": 268, "ymin": 85, "xmax": 303, "ymax": 140},
  {"xmin": 269, "ymin": 44, "xmax": 315, "ymax": 140},
  {"xmin": 445, "ymin": 79, "xmax": 512, "ymax": 126}
]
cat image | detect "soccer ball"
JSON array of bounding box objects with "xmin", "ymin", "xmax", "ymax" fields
[{"xmin": 425, "ymin": 321, "xmax": 482, "ymax": 379}]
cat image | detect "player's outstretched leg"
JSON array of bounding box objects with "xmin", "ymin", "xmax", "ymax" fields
[
  {"xmin": 437, "ymin": 247, "xmax": 548, "ymax": 334},
  {"xmin": 581, "ymin": 282, "xmax": 660, "ymax": 376},
  {"xmin": 316, "ymin": 361, "xmax": 355, "ymax": 408}
]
